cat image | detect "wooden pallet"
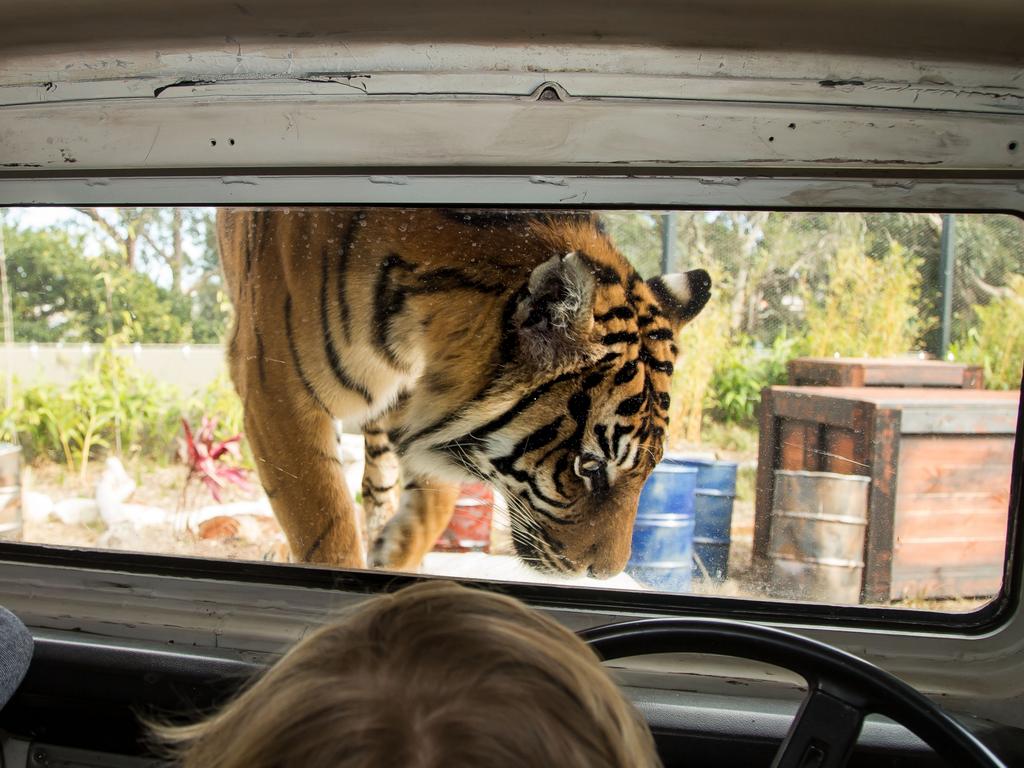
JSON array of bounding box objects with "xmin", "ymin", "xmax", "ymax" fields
[{"xmin": 787, "ymin": 357, "xmax": 984, "ymax": 389}]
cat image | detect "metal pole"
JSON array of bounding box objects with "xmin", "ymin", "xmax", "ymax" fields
[
  {"xmin": 939, "ymin": 214, "xmax": 956, "ymax": 359},
  {"xmin": 661, "ymin": 211, "xmax": 678, "ymax": 273}
]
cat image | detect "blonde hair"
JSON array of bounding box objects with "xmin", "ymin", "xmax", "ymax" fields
[{"xmin": 152, "ymin": 580, "xmax": 660, "ymax": 768}]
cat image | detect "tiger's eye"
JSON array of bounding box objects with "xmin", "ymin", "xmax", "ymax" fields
[{"xmin": 575, "ymin": 453, "xmax": 606, "ymax": 477}]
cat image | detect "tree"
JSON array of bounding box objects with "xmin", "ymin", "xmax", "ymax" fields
[
  {"xmin": 71, "ymin": 207, "xmax": 153, "ymax": 271},
  {"xmin": 4, "ymin": 223, "xmax": 193, "ymax": 343},
  {"xmin": 182, "ymin": 209, "xmax": 230, "ymax": 343},
  {"xmin": 70, "ymin": 207, "xmax": 228, "ymax": 344},
  {"xmin": 5, "ymin": 225, "xmax": 106, "ymax": 342}
]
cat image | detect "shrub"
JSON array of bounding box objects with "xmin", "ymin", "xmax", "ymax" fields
[
  {"xmin": 953, "ymin": 274, "xmax": 1024, "ymax": 390},
  {"xmin": 95, "ymin": 343, "xmax": 183, "ymax": 462},
  {"xmin": 667, "ymin": 275, "xmax": 731, "ymax": 445},
  {"xmin": 180, "ymin": 416, "xmax": 250, "ymax": 504},
  {"xmin": 3, "ymin": 346, "xmax": 251, "ymax": 473},
  {"xmin": 187, "ymin": 371, "xmax": 243, "ymax": 439},
  {"xmin": 3, "ymin": 343, "xmax": 185, "ymax": 472},
  {"xmin": 1, "ymin": 380, "xmax": 73, "ymax": 465},
  {"xmin": 708, "ymin": 332, "xmax": 797, "ymax": 426},
  {"xmin": 799, "ymin": 241, "xmax": 926, "ymax": 358}
]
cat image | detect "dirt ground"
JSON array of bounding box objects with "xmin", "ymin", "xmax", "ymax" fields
[
  {"xmin": 17, "ymin": 459, "xmax": 771, "ymax": 605},
  {"xmin": 25, "ymin": 459, "xmax": 259, "ymax": 510},
  {"xmin": 21, "ymin": 459, "xmax": 287, "ymax": 562},
  {"xmin": 20, "ymin": 457, "xmax": 754, "ymax": 567},
  {"xmin": 13, "ymin": 458, "xmax": 990, "ymax": 612}
]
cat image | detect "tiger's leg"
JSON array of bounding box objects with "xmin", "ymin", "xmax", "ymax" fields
[
  {"xmin": 360, "ymin": 419, "xmax": 401, "ymax": 545},
  {"xmin": 221, "ymin": 209, "xmax": 365, "ymax": 568},
  {"xmin": 369, "ymin": 476, "xmax": 460, "ymax": 571},
  {"xmin": 230, "ymin": 308, "xmax": 366, "ymax": 567},
  {"xmin": 241, "ymin": 392, "xmax": 366, "ymax": 567}
]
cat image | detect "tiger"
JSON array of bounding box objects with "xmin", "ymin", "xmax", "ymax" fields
[{"xmin": 217, "ymin": 208, "xmax": 711, "ymax": 578}]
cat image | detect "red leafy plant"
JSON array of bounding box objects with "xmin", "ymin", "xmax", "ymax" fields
[{"xmin": 179, "ymin": 416, "xmax": 251, "ymax": 504}]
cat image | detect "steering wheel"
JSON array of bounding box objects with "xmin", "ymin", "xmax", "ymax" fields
[{"xmin": 579, "ymin": 618, "xmax": 1005, "ymax": 768}]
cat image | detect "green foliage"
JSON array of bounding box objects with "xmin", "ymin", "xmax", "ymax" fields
[
  {"xmin": 667, "ymin": 268, "xmax": 731, "ymax": 445},
  {"xmin": 4, "ymin": 223, "xmax": 194, "ymax": 343},
  {"xmin": 5, "ymin": 225, "xmax": 106, "ymax": 342},
  {"xmin": 1, "ymin": 341, "xmax": 184, "ymax": 475},
  {"xmin": 601, "ymin": 212, "xmax": 663, "ymax": 278},
  {"xmin": 97, "ymin": 342, "xmax": 183, "ymax": 462},
  {"xmin": 945, "ymin": 215, "xmax": 1024, "ymax": 346},
  {"xmin": 708, "ymin": 332, "xmax": 797, "ymax": 425},
  {"xmin": 799, "ymin": 241, "xmax": 926, "ymax": 358},
  {"xmin": 105, "ymin": 269, "xmax": 193, "ymax": 343},
  {"xmin": 1, "ymin": 381, "xmax": 66, "ymax": 464},
  {"xmin": 4, "ymin": 210, "xmax": 229, "ymax": 345},
  {"xmin": 734, "ymin": 464, "xmax": 757, "ymax": 504},
  {"xmin": 190, "ymin": 286, "xmax": 232, "ymax": 345},
  {"xmin": 2, "ymin": 346, "xmax": 249, "ymax": 474},
  {"xmin": 952, "ymin": 274, "xmax": 1024, "ymax": 390}
]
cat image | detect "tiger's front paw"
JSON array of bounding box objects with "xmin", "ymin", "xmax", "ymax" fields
[{"xmin": 369, "ymin": 519, "xmax": 415, "ymax": 570}]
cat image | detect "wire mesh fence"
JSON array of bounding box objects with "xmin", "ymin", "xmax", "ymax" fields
[
  {"xmin": 605, "ymin": 211, "xmax": 1024, "ymax": 447},
  {"xmin": 608, "ymin": 211, "xmax": 1023, "ymax": 359}
]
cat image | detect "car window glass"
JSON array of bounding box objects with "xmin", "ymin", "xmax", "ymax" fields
[{"xmin": 0, "ymin": 206, "xmax": 1019, "ymax": 614}]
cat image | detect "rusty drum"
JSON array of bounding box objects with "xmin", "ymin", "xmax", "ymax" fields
[
  {"xmin": 768, "ymin": 469, "xmax": 870, "ymax": 603},
  {"xmin": 433, "ymin": 482, "xmax": 493, "ymax": 553}
]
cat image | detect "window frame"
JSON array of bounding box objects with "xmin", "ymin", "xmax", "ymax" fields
[
  {"xmin": 0, "ymin": 172, "xmax": 1022, "ymax": 726},
  {"xmin": 2, "ymin": 14, "xmax": 1024, "ymax": 721}
]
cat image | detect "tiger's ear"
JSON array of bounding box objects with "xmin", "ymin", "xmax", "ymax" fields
[
  {"xmin": 647, "ymin": 269, "xmax": 712, "ymax": 331},
  {"xmin": 514, "ymin": 252, "xmax": 597, "ymax": 369}
]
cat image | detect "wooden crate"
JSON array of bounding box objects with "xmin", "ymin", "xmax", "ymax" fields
[
  {"xmin": 787, "ymin": 357, "xmax": 984, "ymax": 389},
  {"xmin": 754, "ymin": 386, "xmax": 1019, "ymax": 602}
]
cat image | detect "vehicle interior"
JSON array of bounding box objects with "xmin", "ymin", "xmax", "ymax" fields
[{"xmin": 0, "ymin": 1, "xmax": 1022, "ymax": 766}]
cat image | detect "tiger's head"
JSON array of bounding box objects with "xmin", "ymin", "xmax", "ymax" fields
[{"xmin": 465, "ymin": 219, "xmax": 711, "ymax": 578}]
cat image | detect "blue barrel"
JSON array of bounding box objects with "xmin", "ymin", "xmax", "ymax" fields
[
  {"xmin": 627, "ymin": 464, "xmax": 697, "ymax": 592},
  {"xmin": 663, "ymin": 455, "xmax": 738, "ymax": 582}
]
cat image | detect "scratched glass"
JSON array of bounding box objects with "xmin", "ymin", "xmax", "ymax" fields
[{"xmin": 1, "ymin": 207, "xmax": 1019, "ymax": 612}]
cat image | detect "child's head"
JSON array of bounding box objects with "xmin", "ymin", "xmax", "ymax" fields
[{"xmin": 155, "ymin": 580, "xmax": 660, "ymax": 768}]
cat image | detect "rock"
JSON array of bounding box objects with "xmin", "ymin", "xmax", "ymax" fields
[
  {"xmin": 116, "ymin": 504, "xmax": 169, "ymax": 528},
  {"xmin": 197, "ymin": 515, "xmax": 241, "ymax": 540},
  {"xmin": 52, "ymin": 498, "xmax": 99, "ymax": 526},
  {"xmin": 21, "ymin": 491, "xmax": 54, "ymax": 523},
  {"xmin": 195, "ymin": 513, "xmax": 282, "ymax": 543},
  {"xmin": 95, "ymin": 457, "xmax": 137, "ymax": 526},
  {"xmin": 188, "ymin": 498, "xmax": 274, "ymax": 529}
]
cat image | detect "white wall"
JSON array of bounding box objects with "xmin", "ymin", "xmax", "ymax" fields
[{"xmin": 2, "ymin": 343, "xmax": 226, "ymax": 395}]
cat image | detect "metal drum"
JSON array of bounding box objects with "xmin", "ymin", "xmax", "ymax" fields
[
  {"xmin": 0, "ymin": 444, "xmax": 23, "ymax": 541},
  {"xmin": 769, "ymin": 469, "xmax": 870, "ymax": 603},
  {"xmin": 663, "ymin": 455, "xmax": 738, "ymax": 582},
  {"xmin": 627, "ymin": 464, "xmax": 697, "ymax": 592},
  {"xmin": 433, "ymin": 482, "xmax": 493, "ymax": 553}
]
